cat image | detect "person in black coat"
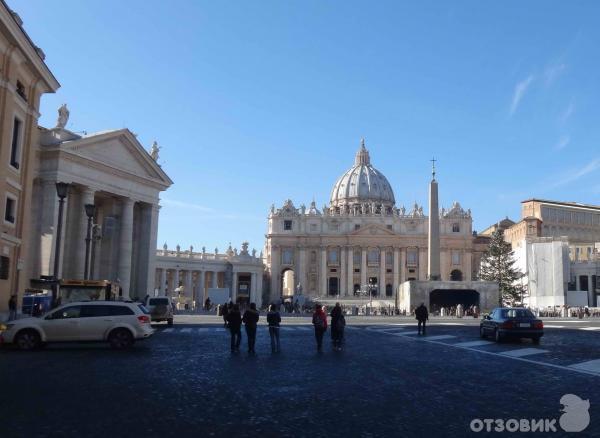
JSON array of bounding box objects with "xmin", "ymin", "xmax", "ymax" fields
[
  {"xmin": 330, "ymin": 302, "xmax": 345, "ymax": 351},
  {"xmin": 242, "ymin": 302, "xmax": 260, "ymax": 354},
  {"xmin": 415, "ymin": 303, "xmax": 429, "ymax": 335},
  {"xmin": 226, "ymin": 304, "xmax": 242, "ymax": 352}
]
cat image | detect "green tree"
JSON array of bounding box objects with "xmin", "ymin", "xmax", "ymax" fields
[{"xmin": 479, "ymin": 230, "xmax": 527, "ymax": 306}]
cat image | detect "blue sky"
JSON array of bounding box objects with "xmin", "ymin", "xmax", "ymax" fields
[{"xmin": 11, "ymin": 0, "xmax": 600, "ymax": 253}]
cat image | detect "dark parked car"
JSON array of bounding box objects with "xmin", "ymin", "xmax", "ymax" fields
[{"xmin": 480, "ymin": 307, "xmax": 544, "ymax": 344}]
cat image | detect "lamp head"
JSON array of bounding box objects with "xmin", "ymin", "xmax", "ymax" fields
[
  {"xmin": 55, "ymin": 182, "xmax": 69, "ymax": 198},
  {"xmin": 84, "ymin": 203, "xmax": 96, "ymax": 218}
]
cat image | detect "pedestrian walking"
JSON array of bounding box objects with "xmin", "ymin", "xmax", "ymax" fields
[
  {"xmin": 415, "ymin": 302, "xmax": 429, "ymax": 335},
  {"xmin": 243, "ymin": 302, "xmax": 260, "ymax": 354},
  {"xmin": 8, "ymin": 294, "xmax": 17, "ymax": 321},
  {"xmin": 330, "ymin": 302, "xmax": 345, "ymax": 351},
  {"xmin": 226, "ymin": 304, "xmax": 242, "ymax": 353},
  {"xmin": 222, "ymin": 302, "xmax": 230, "ymax": 328},
  {"xmin": 267, "ymin": 304, "xmax": 281, "ymax": 353},
  {"xmin": 312, "ymin": 304, "xmax": 327, "ymax": 353},
  {"xmin": 204, "ymin": 297, "xmax": 211, "ymax": 311}
]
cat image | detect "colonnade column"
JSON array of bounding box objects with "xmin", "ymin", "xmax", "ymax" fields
[
  {"xmin": 211, "ymin": 271, "xmax": 217, "ymax": 288},
  {"xmin": 379, "ymin": 248, "xmax": 386, "ymax": 297},
  {"xmin": 118, "ymin": 198, "xmax": 135, "ymax": 299},
  {"xmin": 320, "ymin": 247, "xmax": 327, "ymax": 296},
  {"xmin": 393, "ymin": 248, "xmax": 400, "ymax": 295},
  {"xmin": 340, "ymin": 247, "xmax": 346, "ymax": 297},
  {"xmin": 160, "ymin": 268, "xmax": 167, "ymax": 296},
  {"xmin": 347, "ymin": 247, "xmax": 354, "ymax": 296},
  {"xmin": 361, "ymin": 248, "xmax": 367, "ymax": 288},
  {"xmin": 185, "ymin": 270, "xmax": 192, "ymax": 301},
  {"xmin": 232, "ymin": 271, "xmax": 238, "ymax": 301},
  {"xmin": 198, "ymin": 271, "xmax": 206, "ymax": 307},
  {"xmin": 173, "ymin": 269, "xmax": 180, "ymax": 296}
]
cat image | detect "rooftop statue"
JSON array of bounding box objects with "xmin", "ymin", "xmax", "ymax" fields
[
  {"xmin": 149, "ymin": 141, "xmax": 161, "ymax": 161},
  {"xmin": 56, "ymin": 103, "xmax": 69, "ymax": 129}
]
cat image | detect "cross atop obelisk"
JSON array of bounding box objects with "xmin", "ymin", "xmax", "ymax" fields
[{"xmin": 430, "ymin": 157, "xmax": 437, "ymax": 180}]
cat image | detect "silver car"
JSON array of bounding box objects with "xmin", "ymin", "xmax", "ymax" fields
[
  {"xmin": 145, "ymin": 297, "xmax": 174, "ymax": 325},
  {"xmin": 0, "ymin": 301, "xmax": 154, "ymax": 350}
]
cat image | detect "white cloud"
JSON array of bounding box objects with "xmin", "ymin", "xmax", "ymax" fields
[
  {"xmin": 551, "ymin": 158, "xmax": 600, "ymax": 188},
  {"xmin": 161, "ymin": 198, "xmax": 214, "ymax": 212},
  {"xmin": 554, "ymin": 135, "xmax": 570, "ymax": 151},
  {"xmin": 559, "ymin": 100, "xmax": 575, "ymax": 125},
  {"xmin": 544, "ymin": 63, "xmax": 567, "ymax": 85},
  {"xmin": 509, "ymin": 75, "xmax": 535, "ymax": 116}
]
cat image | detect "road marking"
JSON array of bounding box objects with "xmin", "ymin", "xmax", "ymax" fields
[
  {"xmin": 163, "ymin": 328, "xmax": 174, "ymax": 333},
  {"xmin": 366, "ymin": 326, "xmax": 400, "ymax": 331},
  {"xmin": 294, "ymin": 326, "xmax": 311, "ymax": 331},
  {"xmin": 180, "ymin": 328, "xmax": 192, "ymax": 333},
  {"xmin": 196, "ymin": 328, "xmax": 210, "ymax": 333},
  {"xmin": 421, "ymin": 335, "xmax": 456, "ymax": 341},
  {"xmin": 454, "ymin": 340, "xmax": 494, "ymax": 348},
  {"xmin": 580, "ymin": 327, "xmax": 600, "ymax": 331},
  {"xmin": 500, "ymin": 348, "xmax": 549, "ymax": 358},
  {"xmin": 544, "ymin": 325, "xmax": 565, "ymax": 328},
  {"xmin": 436, "ymin": 323, "xmax": 464, "ymax": 326},
  {"xmin": 391, "ymin": 331, "xmax": 420, "ymax": 336},
  {"xmin": 569, "ymin": 359, "xmax": 600, "ymax": 373}
]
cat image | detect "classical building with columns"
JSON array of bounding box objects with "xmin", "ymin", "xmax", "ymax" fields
[
  {"xmin": 503, "ymin": 199, "xmax": 600, "ymax": 308},
  {"xmin": 27, "ymin": 117, "xmax": 172, "ymax": 300},
  {"xmin": 265, "ymin": 140, "xmax": 496, "ymax": 309},
  {"xmin": 0, "ymin": 2, "xmax": 59, "ymax": 314},
  {"xmin": 154, "ymin": 242, "xmax": 264, "ymax": 308}
]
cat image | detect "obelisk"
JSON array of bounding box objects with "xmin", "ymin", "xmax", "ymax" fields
[{"xmin": 428, "ymin": 159, "xmax": 441, "ymax": 280}]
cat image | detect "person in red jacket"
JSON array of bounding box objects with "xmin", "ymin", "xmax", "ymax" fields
[{"xmin": 312, "ymin": 304, "xmax": 328, "ymax": 353}]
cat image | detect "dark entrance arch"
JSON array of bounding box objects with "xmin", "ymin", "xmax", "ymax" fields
[
  {"xmin": 429, "ymin": 289, "xmax": 479, "ymax": 311},
  {"xmin": 450, "ymin": 270, "xmax": 463, "ymax": 281}
]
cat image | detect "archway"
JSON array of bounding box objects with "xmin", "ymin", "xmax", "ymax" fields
[
  {"xmin": 429, "ymin": 289, "xmax": 479, "ymax": 313},
  {"xmin": 281, "ymin": 268, "xmax": 295, "ymax": 298},
  {"xmin": 450, "ymin": 270, "xmax": 463, "ymax": 281},
  {"xmin": 328, "ymin": 277, "xmax": 339, "ymax": 296}
]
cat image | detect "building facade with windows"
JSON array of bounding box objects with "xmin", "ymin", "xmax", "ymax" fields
[
  {"xmin": 264, "ymin": 140, "xmax": 490, "ymax": 305},
  {"xmin": 504, "ymin": 199, "xmax": 600, "ymax": 308},
  {"xmin": 0, "ymin": 2, "xmax": 59, "ymax": 312}
]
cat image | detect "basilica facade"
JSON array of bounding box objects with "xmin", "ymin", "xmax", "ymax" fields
[{"xmin": 265, "ymin": 140, "xmax": 490, "ymax": 304}]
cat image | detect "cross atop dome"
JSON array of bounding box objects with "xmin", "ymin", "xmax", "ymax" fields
[{"xmin": 355, "ymin": 138, "xmax": 371, "ymax": 165}]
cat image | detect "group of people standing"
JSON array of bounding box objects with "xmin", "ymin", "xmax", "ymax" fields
[{"xmin": 221, "ymin": 302, "xmax": 347, "ymax": 354}]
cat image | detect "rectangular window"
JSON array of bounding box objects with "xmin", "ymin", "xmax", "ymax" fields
[
  {"xmin": 310, "ymin": 251, "xmax": 316, "ymax": 263},
  {"xmin": 452, "ymin": 223, "xmax": 460, "ymax": 233},
  {"xmin": 16, "ymin": 81, "xmax": 27, "ymax": 101},
  {"xmin": 328, "ymin": 250, "xmax": 338, "ymax": 264},
  {"xmin": 386, "ymin": 224, "xmax": 393, "ymax": 230},
  {"xmin": 0, "ymin": 256, "xmax": 9, "ymax": 279},
  {"xmin": 283, "ymin": 220, "xmax": 292, "ymax": 231},
  {"xmin": 452, "ymin": 250, "xmax": 461, "ymax": 265},
  {"xmin": 354, "ymin": 224, "xmax": 360, "ymax": 230},
  {"xmin": 282, "ymin": 249, "xmax": 293, "ymax": 265},
  {"xmin": 310, "ymin": 223, "xmax": 317, "ymax": 232},
  {"xmin": 10, "ymin": 118, "xmax": 22, "ymax": 170},
  {"xmin": 353, "ymin": 251, "xmax": 361, "ymax": 264},
  {"xmin": 407, "ymin": 249, "xmax": 418, "ymax": 265},
  {"xmin": 354, "ymin": 268, "xmax": 360, "ymax": 273},
  {"xmin": 5, "ymin": 197, "xmax": 16, "ymax": 224}
]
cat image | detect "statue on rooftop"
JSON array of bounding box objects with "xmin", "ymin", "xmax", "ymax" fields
[{"xmin": 56, "ymin": 104, "xmax": 69, "ymax": 129}]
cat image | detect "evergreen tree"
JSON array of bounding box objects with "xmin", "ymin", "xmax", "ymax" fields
[{"xmin": 479, "ymin": 230, "xmax": 527, "ymax": 306}]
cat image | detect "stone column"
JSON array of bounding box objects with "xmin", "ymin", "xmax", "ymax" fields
[
  {"xmin": 379, "ymin": 248, "xmax": 386, "ymax": 297},
  {"xmin": 173, "ymin": 269, "xmax": 180, "ymax": 294},
  {"xmin": 419, "ymin": 248, "xmax": 427, "ymax": 281},
  {"xmin": 118, "ymin": 198, "xmax": 135, "ymax": 299},
  {"xmin": 298, "ymin": 248, "xmax": 306, "ymax": 294},
  {"xmin": 361, "ymin": 248, "xmax": 367, "ymax": 288},
  {"xmin": 393, "ymin": 247, "xmax": 400, "ymax": 294},
  {"xmin": 320, "ymin": 247, "xmax": 327, "ymax": 296},
  {"xmin": 76, "ymin": 187, "xmax": 95, "ymax": 278},
  {"xmin": 211, "ymin": 270, "xmax": 217, "ymax": 288},
  {"xmin": 400, "ymin": 248, "xmax": 406, "ymax": 282},
  {"xmin": 198, "ymin": 271, "xmax": 205, "ymax": 306},
  {"xmin": 340, "ymin": 247, "xmax": 346, "ymax": 296},
  {"xmin": 231, "ymin": 271, "xmax": 238, "ymax": 301},
  {"xmin": 270, "ymin": 246, "xmax": 280, "ymax": 302},
  {"xmin": 145, "ymin": 204, "xmax": 160, "ymax": 296},
  {"xmin": 251, "ymin": 272, "xmax": 257, "ymax": 303},
  {"xmin": 347, "ymin": 247, "xmax": 354, "ymax": 296},
  {"xmin": 160, "ymin": 268, "xmax": 167, "ymax": 296},
  {"xmin": 185, "ymin": 270, "xmax": 192, "ymax": 302}
]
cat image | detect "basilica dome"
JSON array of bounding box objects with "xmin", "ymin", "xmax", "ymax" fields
[{"xmin": 330, "ymin": 140, "xmax": 395, "ymax": 209}]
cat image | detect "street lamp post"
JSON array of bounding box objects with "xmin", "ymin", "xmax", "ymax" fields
[
  {"xmin": 84, "ymin": 203, "xmax": 95, "ymax": 280},
  {"xmin": 52, "ymin": 182, "xmax": 70, "ymax": 306},
  {"xmin": 89, "ymin": 224, "xmax": 101, "ymax": 280}
]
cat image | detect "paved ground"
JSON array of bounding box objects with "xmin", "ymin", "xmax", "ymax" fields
[{"xmin": 2, "ymin": 315, "xmax": 600, "ymax": 437}]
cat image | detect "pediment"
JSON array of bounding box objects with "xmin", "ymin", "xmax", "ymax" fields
[
  {"xmin": 61, "ymin": 129, "xmax": 172, "ymax": 187},
  {"xmin": 350, "ymin": 223, "xmax": 395, "ymax": 236}
]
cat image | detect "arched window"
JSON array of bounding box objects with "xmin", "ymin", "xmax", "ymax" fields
[
  {"xmin": 368, "ymin": 249, "xmax": 379, "ymax": 264},
  {"xmin": 450, "ymin": 269, "xmax": 463, "ymax": 281}
]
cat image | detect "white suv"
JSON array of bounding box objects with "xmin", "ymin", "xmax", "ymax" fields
[{"xmin": 0, "ymin": 301, "xmax": 154, "ymax": 350}]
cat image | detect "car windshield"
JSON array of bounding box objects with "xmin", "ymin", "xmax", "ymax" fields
[
  {"xmin": 500, "ymin": 309, "xmax": 535, "ymax": 319},
  {"xmin": 148, "ymin": 298, "xmax": 169, "ymax": 306}
]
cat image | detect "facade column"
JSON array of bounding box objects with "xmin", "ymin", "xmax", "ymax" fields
[
  {"xmin": 400, "ymin": 248, "xmax": 406, "ymax": 283},
  {"xmin": 173, "ymin": 269, "xmax": 180, "ymax": 296},
  {"xmin": 145, "ymin": 204, "xmax": 160, "ymax": 296},
  {"xmin": 379, "ymin": 248, "xmax": 386, "ymax": 297},
  {"xmin": 340, "ymin": 247, "xmax": 346, "ymax": 297},
  {"xmin": 361, "ymin": 248, "xmax": 367, "ymax": 288},
  {"xmin": 76, "ymin": 187, "xmax": 95, "ymax": 278},
  {"xmin": 251, "ymin": 272, "xmax": 257, "ymax": 304},
  {"xmin": 297, "ymin": 248, "xmax": 306, "ymax": 294},
  {"xmin": 347, "ymin": 247, "xmax": 354, "ymax": 296},
  {"xmin": 231, "ymin": 271, "xmax": 238, "ymax": 301},
  {"xmin": 198, "ymin": 270, "xmax": 206, "ymax": 307},
  {"xmin": 211, "ymin": 270, "xmax": 217, "ymax": 288},
  {"xmin": 465, "ymin": 249, "xmax": 472, "ymax": 281},
  {"xmin": 320, "ymin": 247, "xmax": 327, "ymax": 296},
  {"xmin": 418, "ymin": 247, "xmax": 427, "ymax": 281},
  {"xmin": 270, "ymin": 246, "xmax": 280, "ymax": 302},
  {"xmin": 185, "ymin": 270, "xmax": 192, "ymax": 302},
  {"xmin": 118, "ymin": 198, "xmax": 135, "ymax": 299},
  {"xmin": 160, "ymin": 268, "xmax": 167, "ymax": 296},
  {"xmin": 393, "ymin": 247, "xmax": 400, "ymax": 294}
]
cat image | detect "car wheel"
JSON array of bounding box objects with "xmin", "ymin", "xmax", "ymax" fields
[
  {"xmin": 532, "ymin": 336, "xmax": 541, "ymax": 345},
  {"xmin": 167, "ymin": 319, "xmax": 173, "ymax": 326},
  {"xmin": 494, "ymin": 328, "xmax": 502, "ymax": 343},
  {"xmin": 109, "ymin": 329, "xmax": 134, "ymax": 349},
  {"xmin": 15, "ymin": 329, "xmax": 41, "ymax": 351},
  {"xmin": 480, "ymin": 326, "xmax": 486, "ymax": 339}
]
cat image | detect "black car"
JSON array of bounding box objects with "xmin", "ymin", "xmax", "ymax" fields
[{"xmin": 480, "ymin": 307, "xmax": 544, "ymax": 344}]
